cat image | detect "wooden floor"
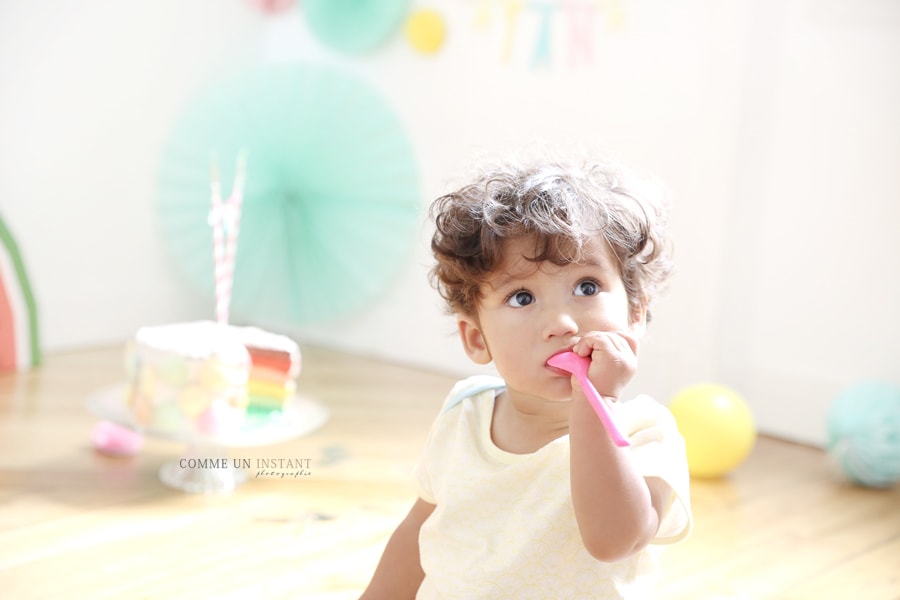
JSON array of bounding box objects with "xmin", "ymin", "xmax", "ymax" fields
[{"xmin": 0, "ymin": 345, "xmax": 897, "ymax": 599}]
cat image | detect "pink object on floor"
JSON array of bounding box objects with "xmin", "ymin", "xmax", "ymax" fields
[{"xmin": 92, "ymin": 421, "xmax": 143, "ymax": 456}]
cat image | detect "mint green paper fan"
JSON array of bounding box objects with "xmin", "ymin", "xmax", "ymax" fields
[
  {"xmin": 157, "ymin": 64, "xmax": 421, "ymax": 326},
  {"xmin": 303, "ymin": 0, "xmax": 411, "ymax": 55}
]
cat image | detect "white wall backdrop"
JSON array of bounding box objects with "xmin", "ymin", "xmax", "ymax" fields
[{"xmin": 1, "ymin": 0, "xmax": 898, "ymax": 446}]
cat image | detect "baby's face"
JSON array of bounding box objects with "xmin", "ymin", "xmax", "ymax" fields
[{"xmin": 471, "ymin": 236, "xmax": 640, "ymax": 402}]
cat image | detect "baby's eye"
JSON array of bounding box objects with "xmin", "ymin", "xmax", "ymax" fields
[
  {"xmin": 506, "ymin": 290, "xmax": 534, "ymax": 307},
  {"xmin": 574, "ymin": 279, "xmax": 600, "ymax": 296}
]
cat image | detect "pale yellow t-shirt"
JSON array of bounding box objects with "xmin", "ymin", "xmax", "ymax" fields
[{"xmin": 414, "ymin": 376, "xmax": 692, "ymax": 599}]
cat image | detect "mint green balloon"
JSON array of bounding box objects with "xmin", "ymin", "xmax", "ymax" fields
[
  {"xmin": 303, "ymin": 0, "xmax": 411, "ymax": 55},
  {"xmin": 828, "ymin": 381, "xmax": 900, "ymax": 488},
  {"xmin": 157, "ymin": 64, "xmax": 421, "ymax": 326}
]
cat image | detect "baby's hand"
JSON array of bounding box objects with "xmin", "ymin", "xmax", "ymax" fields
[{"xmin": 571, "ymin": 331, "xmax": 639, "ymax": 400}]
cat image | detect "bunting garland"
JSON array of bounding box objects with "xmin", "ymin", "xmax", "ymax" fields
[
  {"xmin": 273, "ymin": 0, "xmax": 628, "ymax": 67},
  {"xmin": 479, "ymin": 0, "xmax": 625, "ymax": 68}
]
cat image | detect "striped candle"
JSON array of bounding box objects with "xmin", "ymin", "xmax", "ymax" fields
[{"xmin": 208, "ymin": 154, "xmax": 246, "ymax": 324}]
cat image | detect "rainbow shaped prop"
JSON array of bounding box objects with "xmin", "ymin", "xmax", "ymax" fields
[{"xmin": 0, "ymin": 213, "xmax": 39, "ymax": 371}]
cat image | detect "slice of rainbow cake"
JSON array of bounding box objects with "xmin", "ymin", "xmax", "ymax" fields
[{"xmin": 239, "ymin": 328, "xmax": 301, "ymax": 419}]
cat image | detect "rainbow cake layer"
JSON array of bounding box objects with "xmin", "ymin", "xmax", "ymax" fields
[
  {"xmin": 124, "ymin": 321, "xmax": 301, "ymax": 438},
  {"xmin": 243, "ymin": 328, "xmax": 301, "ymax": 416}
]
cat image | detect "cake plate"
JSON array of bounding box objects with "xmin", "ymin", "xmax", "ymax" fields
[{"xmin": 87, "ymin": 384, "xmax": 330, "ymax": 494}]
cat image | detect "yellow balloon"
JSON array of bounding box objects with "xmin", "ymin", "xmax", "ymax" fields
[
  {"xmin": 669, "ymin": 384, "xmax": 756, "ymax": 478},
  {"xmin": 405, "ymin": 9, "xmax": 446, "ymax": 55}
]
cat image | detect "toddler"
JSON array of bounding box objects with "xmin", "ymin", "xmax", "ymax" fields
[{"xmin": 361, "ymin": 155, "xmax": 692, "ymax": 599}]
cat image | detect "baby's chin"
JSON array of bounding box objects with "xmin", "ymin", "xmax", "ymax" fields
[
  {"xmin": 539, "ymin": 387, "xmax": 572, "ymax": 402},
  {"xmin": 536, "ymin": 389, "xmax": 575, "ymax": 405},
  {"xmin": 505, "ymin": 385, "xmax": 572, "ymax": 406},
  {"xmin": 544, "ymin": 380, "xmax": 575, "ymax": 403}
]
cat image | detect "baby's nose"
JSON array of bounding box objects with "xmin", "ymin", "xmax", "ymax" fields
[{"xmin": 543, "ymin": 310, "xmax": 578, "ymax": 340}]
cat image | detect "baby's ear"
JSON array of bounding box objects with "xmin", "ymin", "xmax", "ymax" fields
[
  {"xmin": 629, "ymin": 298, "xmax": 648, "ymax": 338},
  {"xmin": 457, "ymin": 314, "xmax": 492, "ymax": 365}
]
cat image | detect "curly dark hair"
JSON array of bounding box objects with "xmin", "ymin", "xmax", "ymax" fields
[{"xmin": 429, "ymin": 157, "xmax": 673, "ymax": 324}]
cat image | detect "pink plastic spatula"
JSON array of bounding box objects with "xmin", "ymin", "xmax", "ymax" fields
[{"xmin": 547, "ymin": 351, "xmax": 630, "ymax": 447}]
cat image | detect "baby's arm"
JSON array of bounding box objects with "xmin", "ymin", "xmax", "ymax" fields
[
  {"xmin": 359, "ymin": 498, "xmax": 435, "ymax": 599},
  {"xmin": 567, "ymin": 331, "xmax": 668, "ymax": 562}
]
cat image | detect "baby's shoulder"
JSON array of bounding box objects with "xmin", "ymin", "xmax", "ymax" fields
[{"xmin": 440, "ymin": 375, "xmax": 506, "ymax": 414}]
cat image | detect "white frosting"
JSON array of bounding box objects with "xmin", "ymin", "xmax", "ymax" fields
[
  {"xmin": 134, "ymin": 321, "xmax": 250, "ymax": 364},
  {"xmin": 234, "ymin": 325, "xmax": 300, "ymax": 355}
]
